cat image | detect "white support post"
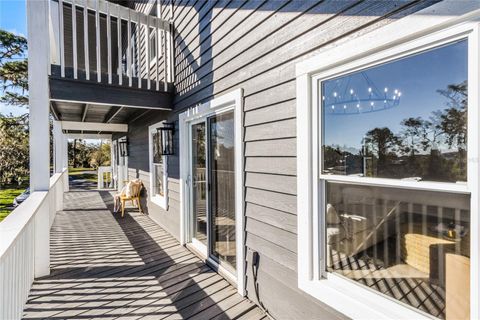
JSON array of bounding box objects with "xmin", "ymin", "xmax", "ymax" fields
[
  {"xmin": 53, "ymin": 121, "xmax": 63, "ymax": 174},
  {"xmin": 49, "ymin": 0, "xmax": 60, "ymax": 66},
  {"xmin": 63, "ymin": 135, "xmax": 70, "ymax": 192},
  {"xmin": 27, "ymin": 0, "xmax": 51, "ymax": 277}
]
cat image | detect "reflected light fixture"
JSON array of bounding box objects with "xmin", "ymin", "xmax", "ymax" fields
[
  {"xmin": 157, "ymin": 122, "xmax": 175, "ymax": 156},
  {"xmin": 324, "ymin": 72, "xmax": 402, "ymax": 115}
]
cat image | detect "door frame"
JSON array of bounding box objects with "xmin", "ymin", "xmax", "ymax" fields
[
  {"xmin": 188, "ymin": 118, "xmax": 210, "ymax": 258},
  {"xmin": 179, "ymin": 89, "xmax": 245, "ymax": 296}
]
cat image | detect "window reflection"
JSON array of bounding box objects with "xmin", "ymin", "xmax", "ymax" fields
[
  {"xmin": 152, "ymin": 132, "xmax": 164, "ymax": 197},
  {"xmin": 326, "ymin": 182, "xmax": 470, "ymax": 319},
  {"xmin": 322, "ymin": 40, "xmax": 468, "ymax": 182}
]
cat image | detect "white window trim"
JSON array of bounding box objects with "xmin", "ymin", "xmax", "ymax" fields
[
  {"xmin": 148, "ymin": 121, "xmax": 168, "ymax": 210},
  {"xmin": 178, "ymin": 88, "xmax": 245, "ymax": 296},
  {"xmin": 296, "ymin": 2, "xmax": 480, "ymax": 320}
]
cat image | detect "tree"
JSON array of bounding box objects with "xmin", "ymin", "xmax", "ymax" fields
[
  {"xmin": 364, "ymin": 127, "xmax": 399, "ymax": 175},
  {"xmin": 0, "ymin": 116, "xmax": 29, "ymax": 185},
  {"xmin": 400, "ymin": 117, "xmax": 426, "ymax": 157},
  {"xmin": 0, "ymin": 29, "xmax": 28, "ymax": 107},
  {"xmin": 437, "ymin": 80, "xmax": 468, "ymax": 180},
  {"xmin": 0, "ymin": 30, "xmax": 30, "ymax": 185},
  {"xmin": 89, "ymin": 142, "xmax": 111, "ymax": 169}
]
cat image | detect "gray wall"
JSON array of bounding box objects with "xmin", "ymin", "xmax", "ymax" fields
[
  {"xmin": 113, "ymin": 108, "xmax": 180, "ymax": 239},
  {"xmin": 122, "ymin": 1, "xmax": 440, "ymax": 319}
]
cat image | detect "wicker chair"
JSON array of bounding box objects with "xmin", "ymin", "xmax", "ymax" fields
[{"xmin": 120, "ymin": 179, "xmax": 143, "ymax": 217}]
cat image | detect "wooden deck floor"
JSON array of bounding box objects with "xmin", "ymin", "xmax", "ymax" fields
[{"xmin": 23, "ymin": 191, "xmax": 265, "ymax": 320}]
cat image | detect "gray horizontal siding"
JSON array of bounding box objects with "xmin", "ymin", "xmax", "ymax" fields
[
  {"xmin": 114, "ymin": 108, "xmax": 180, "ymax": 240},
  {"xmin": 126, "ymin": 1, "xmax": 440, "ymax": 319}
]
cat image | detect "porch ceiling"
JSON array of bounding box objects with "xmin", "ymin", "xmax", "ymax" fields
[{"xmin": 51, "ymin": 101, "xmax": 153, "ymax": 134}]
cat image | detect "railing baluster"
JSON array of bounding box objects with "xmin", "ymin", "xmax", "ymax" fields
[
  {"xmin": 127, "ymin": 10, "xmax": 132, "ymax": 87},
  {"xmin": 83, "ymin": 1, "xmax": 90, "ymax": 80},
  {"xmin": 107, "ymin": 2, "xmax": 112, "ymax": 84},
  {"xmin": 156, "ymin": 17, "xmax": 160, "ymax": 91},
  {"xmin": 58, "ymin": 0, "xmax": 65, "ymax": 77},
  {"xmin": 137, "ymin": 12, "xmax": 142, "ymax": 89},
  {"xmin": 95, "ymin": 0, "xmax": 101, "ymax": 82},
  {"xmin": 116, "ymin": 5, "xmax": 122, "ymax": 85},
  {"xmin": 47, "ymin": 0, "xmax": 53, "ymax": 75},
  {"xmin": 72, "ymin": 0, "xmax": 77, "ymax": 79},
  {"xmin": 146, "ymin": 16, "xmax": 150, "ymax": 90},
  {"xmin": 164, "ymin": 23, "xmax": 168, "ymax": 90}
]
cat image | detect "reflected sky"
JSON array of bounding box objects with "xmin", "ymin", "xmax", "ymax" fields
[{"xmin": 322, "ymin": 40, "xmax": 467, "ymax": 151}]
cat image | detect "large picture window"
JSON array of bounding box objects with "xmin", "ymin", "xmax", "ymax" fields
[
  {"xmin": 321, "ymin": 41, "xmax": 470, "ymax": 320},
  {"xmin": 149, "ymin": 121, "xmax": 168, "ymax": 209},
  {"xmin": 322, "ymin": 41, "xmax": 467, "ymax": 183},
  {"xmin": 296, "ymin": 13, "xmax": 479, "ymax": 320}
]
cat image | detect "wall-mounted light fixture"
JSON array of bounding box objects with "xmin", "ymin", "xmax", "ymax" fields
[
  {"xmin": 119, "ymin": 138, "xmax": 129, "ymax": 157},
  {"xmin": 157, "ymin": 122, "xmax": 175, "ymax": 156}
]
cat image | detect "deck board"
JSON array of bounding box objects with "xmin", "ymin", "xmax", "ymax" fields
[{"xmin": 23, "ymin": 191, "xmax": 262, "ymax": 319}]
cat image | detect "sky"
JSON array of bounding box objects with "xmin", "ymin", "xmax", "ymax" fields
[
  {"xmin": 0, "ymin": 0, "xmax": 28, "ymax": 117},
  {"xmin": 323, "ymin": 39, "xmax": 468, "ymax": 152},
  {"xmin": 0, "ymin": 1, "xmax": 102, "ymax": 145}
]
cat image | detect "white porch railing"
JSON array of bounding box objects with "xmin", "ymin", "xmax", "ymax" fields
[
  {"xmin": 49, "ymin": 0, "xmax": 173, "ymax": 90},
  {"xmin": 0, "ymin": 169, "xmax": 68, "ymax": 320},
  {"xmin": 97, "ymin": 165, "xmax": 113, "ymax": 190}
]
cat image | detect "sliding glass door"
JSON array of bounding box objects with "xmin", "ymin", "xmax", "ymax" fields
[
  {"xmin": 189, "ymin": 110, "xmax": 236, "ymax": 273},
  {"xmin": 191, "ymin": 122, "xmax": 207, "ymax": 246},
  {"xmin": 208, "ymin": 111, "xmax": 236, "ymax": 270}
]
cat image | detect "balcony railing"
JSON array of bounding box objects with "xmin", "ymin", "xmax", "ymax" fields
[
  {"xmin": 0, "ymin": 169, "xmax": 68, "ymax": 320},
  {"xmin": 97, "ymin": 165, "xmax": 113, "ymax": 189},
  {"xmin": 49, "ymin": 0, "xmax": 173, "ymax": 91}
]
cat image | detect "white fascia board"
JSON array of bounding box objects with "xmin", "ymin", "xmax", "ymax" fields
[
  {"xmin": 60, "ymin": 121, "xmax": 128, "ymax": 132},
  {"xmin": 296, "ymin": 0, "xmax": 480, "ymax": 77}
]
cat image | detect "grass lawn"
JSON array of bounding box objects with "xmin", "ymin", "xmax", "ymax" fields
[
  {"xmin": 72, "ymin": 173, "xmax": 98, "ymax": 183},
  {"xmin": 68, "ymin": 167, "xmax": 97, "ymax": 182},
  {"xmin": 68, "ymin": 167, "xmax": 95, "ymax": 174},
  {"xmin": 0, "ymin": 187, "xmax": 26, "ymax": 222}
]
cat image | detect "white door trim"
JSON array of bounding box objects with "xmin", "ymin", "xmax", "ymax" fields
[{"xmin": 179, "ymin": 88, "xmax": 245, "ymax": 296}]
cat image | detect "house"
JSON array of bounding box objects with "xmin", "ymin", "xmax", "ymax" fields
[{"xmin": 1, "ymin": 0, "xmax": 479, "ymax": 319}]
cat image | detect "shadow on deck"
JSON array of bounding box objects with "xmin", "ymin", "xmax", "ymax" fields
[{"xmin": 23, "ymin": 191, "xmax": 265, "ymax": 320}]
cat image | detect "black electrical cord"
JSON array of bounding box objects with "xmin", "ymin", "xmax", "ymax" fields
[{"xmin": 251, "ymin": 252, "xmax": 275, "ymax": 319}]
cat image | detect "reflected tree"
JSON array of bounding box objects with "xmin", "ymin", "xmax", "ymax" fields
[
  {"xmin": 323, "ymin": 81, "xmax": 468, "ymax": 182},
  {"xmin": 438, "ymin": 80, "xmax": 467, "ymax": 180},
  {"xmin": 364, "ymin": 127, "xmax": 399, "ymax": 176}
]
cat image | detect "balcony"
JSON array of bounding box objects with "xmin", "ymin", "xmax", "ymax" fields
[
  {"xmin": 47, "ymin": 0, "xmax": 173, "ymax": 128},
  {"xmin": 2, "ymin": 179, "xmax": 264, "ymax": 319}
]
